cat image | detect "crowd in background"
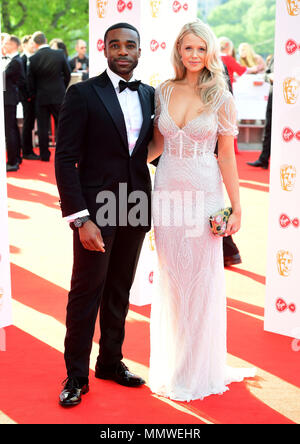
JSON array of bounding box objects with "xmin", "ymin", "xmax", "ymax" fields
[
  {"xmin": 1, "ymin": 31, "xmax": 89, "ymax": 172},
  {"xmin": 1, "ymin": 30, "xmax": 273, "ymax": 173}
]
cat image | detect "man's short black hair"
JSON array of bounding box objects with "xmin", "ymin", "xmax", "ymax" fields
[
  {"xmin": 104, "ymin": 22, "xmax": 140, "ymax": 45},
  {"xmin": 32, "ymin": 31, "xmax": 47, "ymax": 45},
  {"xmin": 9, "ymin": 35, "xmax": 21, "ymax": 47}
]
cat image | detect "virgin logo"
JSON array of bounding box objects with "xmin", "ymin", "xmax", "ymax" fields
[
  {"xmin": 97, "ymin": 39, "xmax": 105, "ymax": 52},
  {"xmin": 173, "ymin": 1, "xmax": 189, "ymax": 13},
  {"xmin": 150, "ymin": 40, "xmax": 166, "ymax": 51},
  {"xmin": 276, "ymin": 298, "xmax": 296, "ymax": 313},
  {"xmin": 285, "ymin": 39, "xmax": 300, "ymax": 55},
  {"xmin": 279, "ymin": 213, "xmax": 299, "ymax": 228},
  {"xmin": 282, "ymin": 126, "xmax": 300, "ymax": 142},
  {"xmin": 149, "ymin": 271, "xmax": 154, "ymax": 284},
  {"xmin": 117, "ymin": 0, "xmax": 133, "ymax": 12}
]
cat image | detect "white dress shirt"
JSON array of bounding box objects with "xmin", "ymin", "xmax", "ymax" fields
[
  {"xmin": 2, "ymin": 51, "xmax": 19, "ymax": 70},
  {"xmin": 65, "ymin": 67, "xmax": 143, "ymax": 223},
  {"xmin": 22, "ymin": 51, "xmax": 33, "ymax": 68}
]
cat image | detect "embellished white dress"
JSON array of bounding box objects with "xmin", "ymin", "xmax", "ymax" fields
[{"xmin": 149, "ymin": 83, "xmax": 255, "ymax": 402}]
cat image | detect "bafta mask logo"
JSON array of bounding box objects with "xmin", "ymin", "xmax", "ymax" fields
[
  {"xmin": 280, "ymin": 165, "xmax": 296, "ymax": 191},
  {"xmin": 283, "ymin": 77, "xmax": 300, "ymax": 104},
  {"xmin": 285, "ymin": 0, "xmax": 300, "ymax": 15},
  {"xmin": 0, "ymin": 287, "xmax": 4, "ymax": 312},
  {"xmin": 148, "ymin": 228, "xmax": 155, "ymax": 251},
  {"xmin": 149, "ymin": 73, "xmax": 161, "ymax": 88},
  {"xmin": 96, "ymin": 0, "xmax": 108, "ymax": 18},
  {"xmin": 277, "ymin": 250, "xmax": 293, "ymax": 277},
  {"xmin": 150, "ymin": 0, "xmax": 161, "ymax": 18},
  {"xmin": 149, "ymin": 164, "xmax": 156, "ymax": 177}
]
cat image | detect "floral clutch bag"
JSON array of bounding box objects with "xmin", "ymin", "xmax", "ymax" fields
[{"xmin": 209, "ymin": 207, "xmax": 232, "ymax": 236}]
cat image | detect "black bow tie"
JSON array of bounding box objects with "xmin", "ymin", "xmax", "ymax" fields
[{"xmin": 119, "ymin": 79, "xmax": 141, "ymax": 92}]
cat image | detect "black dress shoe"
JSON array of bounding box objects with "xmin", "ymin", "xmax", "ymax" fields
[
  {"xmin": 95, "ymin": 361, "xmax": 145, "ymax": 387},
  {"xmin": 247, "ymin": 160, "xmax": 268, "ymax": 169},
  {"xmin": 23, "ymin": 153, "xmax": 41, "ymax": 160},
  {"xmin": 224, "ymin": 253, "xmax": 242, "ymax": 267},
  {"xmin": 6, "ymin": 163, "xmax": 19, "ymax": 172},
  {"xmin": 59, "ymin": 377, "xmax": 89, "ymax": 407}
]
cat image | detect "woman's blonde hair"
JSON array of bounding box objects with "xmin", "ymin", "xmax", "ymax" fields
[
  {"xmin": 238, "ymin": 43, "xmax": 257, "ymax": 67},
  {"xmin": 171, "ymin": 20, "xmax": 227, "ymax": 111}
]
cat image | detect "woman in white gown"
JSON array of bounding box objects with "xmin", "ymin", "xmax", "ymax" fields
[{"xmin": 147, "ymin": 20, "xmax": 255, "ymax": 402}]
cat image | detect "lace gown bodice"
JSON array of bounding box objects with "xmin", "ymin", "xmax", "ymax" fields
[
  {"xmin": 149, "ymin": 82, "xmax": 255, "ymax": 402},
  {"xmin": 155, "ymin": 82, "xmax": 238, "ymax": 159},
  {"xmin": 153, "ymin": 83, "xmax": 238, "ymax": 196}
]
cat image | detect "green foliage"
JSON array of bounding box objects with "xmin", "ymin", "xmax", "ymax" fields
[
  {"xmin": 1, "ymin": 0, "xmax": 89, "ymax": 57},
  {"xmin": 207, "ymin": 0, "xmax": 276, "ymax": 57},
  {"xmin": 1, "ymin": 0, "xmax": 276, "ymax": 58}
]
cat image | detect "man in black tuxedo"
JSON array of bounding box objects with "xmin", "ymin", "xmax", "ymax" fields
[
  {"xmin": 20, "ymin": 35, "xmax": 39, "ymax": 160},
  {"xmin": 247, "ymin": 55, "xmax": 274, "ymax": 170},
  {"xmin": 214, "ymin": 63, "xmax": 242, "ymax": 267},
  {"xmin": 3, "ymin": 35, "xmax": 25, "ymax": 172},
  {"xmin": 28, "ymin": 31, "xmax": 71, "ymax": 161},
  {"xmin": 55, "ymin": 23, "xmax": 155, "ymax": 407}
]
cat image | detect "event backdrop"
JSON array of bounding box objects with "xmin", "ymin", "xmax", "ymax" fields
[
  {"xmin": 264, "ymin": 0, "xmax": 300, "ymax": 338},
  {"xmin": 89, "ymin": 0, "xmax": 197, "ymax": 305},
  {"xmin": 0, "ymin": 25, "xmax": 13, "ymax": 340}
]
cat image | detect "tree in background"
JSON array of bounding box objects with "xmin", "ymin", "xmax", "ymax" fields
[
  {"xmin": 1, "ymin": 0, "xmax": 88, "ymax": 57},
  {"xmin": 207, "ymin": 0, "xmax": 275, "ymax": 58},
  {"xmin": 1, "ymin": 0, "xmax": 275, "ymax": 59}
]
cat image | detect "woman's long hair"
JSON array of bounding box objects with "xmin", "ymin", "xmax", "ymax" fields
[
  {"xmin": 171, "ymin": 20, "xmax": 227, "ymax": 111},
  {"xmin": 238, "ymin": 43, "xmax": 257, "ymax": 68}
]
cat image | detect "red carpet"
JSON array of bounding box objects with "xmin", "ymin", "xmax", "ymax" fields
[{"xmin": 1, "ymin": 149, "xmax": 299, "ymax": 424}]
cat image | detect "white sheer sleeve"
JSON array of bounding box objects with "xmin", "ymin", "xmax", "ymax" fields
[
  {"xmin": 154, "ymin": 86, "xmax": 161, "ymax": 127},
  {"xmin": 217, "ymin": 92, "xmax": 239, "ymax": 137}
]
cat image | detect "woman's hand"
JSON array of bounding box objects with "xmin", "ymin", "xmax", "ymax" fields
[{"xmin": 225, "ymin": 210, "xmax": 241, "ymax": 237}]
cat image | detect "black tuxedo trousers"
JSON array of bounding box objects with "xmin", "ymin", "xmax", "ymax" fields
[
  {"xmin": 21, "ymin": 99, "xmax": 36, "ymax": 155},
  {"xmin": 36, "ymin": 103, "xmax": 61, "ymax": 160},
  {"xmin": 4, "ymin": 105, "xmax": 21, "ymax": 165},
  {"xmin": 65, "ymin": 226, "xmax": 145, "ymax": 380}
]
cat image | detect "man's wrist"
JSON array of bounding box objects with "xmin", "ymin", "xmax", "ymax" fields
[{"xmin": 69, "ymin": 215, "xmax": 90, "ymax": 230}]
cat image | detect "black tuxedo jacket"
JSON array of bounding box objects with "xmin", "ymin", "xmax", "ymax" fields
[
  {"xmin": 19, "ymin": 54, "xmax": 31, "ymax": 101},
  {"xmin": 55, "ymin": 70, "xmax": 155, "ymax": 235},
  {"xmin": 3, "ymin": 54, "xmax": 26, "ymax": 106},
  {"xmin": 27, "ymin": 47, "xmax": 71, "ymax": 105}
]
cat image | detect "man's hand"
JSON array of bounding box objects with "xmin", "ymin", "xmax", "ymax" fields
[{"xmin": 78, "ymin": 220, "xmax": 105, "ymax": 252}]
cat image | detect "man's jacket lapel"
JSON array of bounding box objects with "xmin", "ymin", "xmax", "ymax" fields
[{"xmin": 92, "ymin": 71, "xmax": 129, "ymax": 151}]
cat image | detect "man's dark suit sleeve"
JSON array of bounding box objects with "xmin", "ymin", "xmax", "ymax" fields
[
  {"xmin": 27, "ymin": 61, "xmax": 36, "ymax": 99},
  {"xmin": 16, "ymin": 59, "xmax": 27, "ymax": 100},
  {"xmin": 55, "ymin": 84, "xmax": 88, "ymax": 217},
  {"xmin": 5, "ymin": 58, "xmax": 22, "ymax": 85}
]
